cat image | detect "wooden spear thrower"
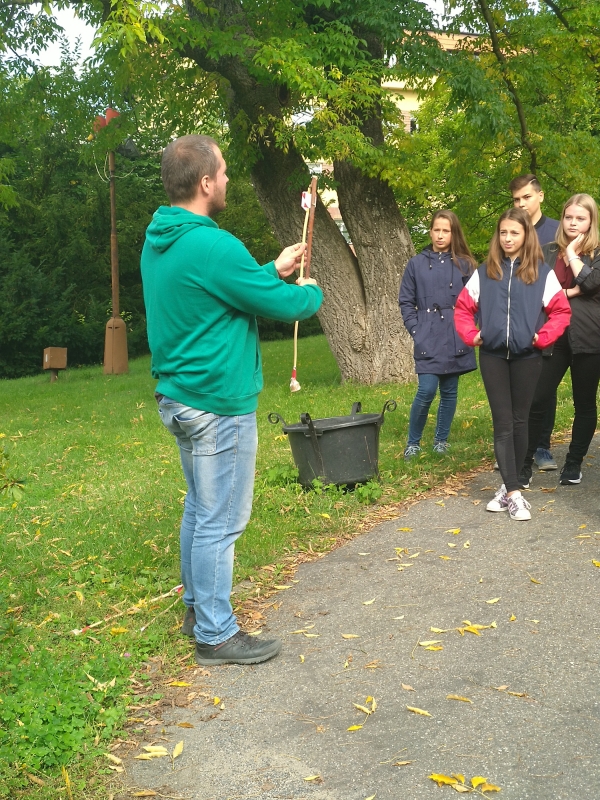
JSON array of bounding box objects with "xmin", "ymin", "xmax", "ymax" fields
[{"xmin": 290, "ymin": 175, "xmax": 318, "ymax": 392}]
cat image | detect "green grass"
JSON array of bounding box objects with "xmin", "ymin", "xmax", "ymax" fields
[{"xmin": 0, "ymin": 335, "xmax": 575, "ymax": 796}]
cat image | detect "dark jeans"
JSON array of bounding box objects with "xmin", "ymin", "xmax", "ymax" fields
[
  {"xmin": 525, "ymin": 333, "xmax": 600, "ymax": 467},
  {"xmin": 407, "ymin": 373, "xmax": 460, "ymax": 445},
  {"xmin": 480, "ymin": 352, "xmax": 543, "ymax": 493},
  {"xmin": 538, "ymin": 388, "xmax": 556, "ymax": 452}
]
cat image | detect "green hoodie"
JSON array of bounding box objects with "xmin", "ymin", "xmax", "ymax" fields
[{"xmin": 141, "ymin": 206, "xmax": 323, "ymax": 415}]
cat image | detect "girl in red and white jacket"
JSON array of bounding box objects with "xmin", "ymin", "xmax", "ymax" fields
[{"xmin": 455, "ymin": 208, "xmax": 570, "ymax": 521}]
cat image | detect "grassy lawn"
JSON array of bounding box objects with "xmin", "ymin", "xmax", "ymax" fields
[{"xmin": 0, "ymin": 335, "xmax": 574, "ymax": 797}]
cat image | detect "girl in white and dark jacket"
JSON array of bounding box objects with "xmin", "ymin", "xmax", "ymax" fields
[{"xmin": 455, "ymin": 208, "xmax": 571, "ymax": 521}]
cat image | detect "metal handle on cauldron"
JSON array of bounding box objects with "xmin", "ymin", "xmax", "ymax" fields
[
  {"xmin": 350, "ymin": 402, "xmax": 362, "ymax": 415},
  {"xmin": 300, "ymin": 412, "xmax": 326, "ymax": 479},
  {"xmin": 379, "ymin": 398, "xmax": 397, "ymax": 424},
  {"xmin": 268, "ymin": 412, "xmax": 289, "ymax": 428}
]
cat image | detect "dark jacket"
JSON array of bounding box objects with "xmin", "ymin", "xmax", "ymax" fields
[
  {"xmin": 535, "ymin": 215, "xmax": 559, "ymax": 247},
  {"xmin": 455, "ymin": 257, "xmax": 571, "ymax": 359},
  {"xmin": 543, "ymin": 242, "xmax": 600, "ymax": 354},
  {"xmin": 399, "ymin": 247, "xmax": 476, "ymax": 375}
]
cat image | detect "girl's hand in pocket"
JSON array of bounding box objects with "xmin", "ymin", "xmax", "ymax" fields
[{"xmin": 473, "ymin": 332, "xmax": 483, "ymax": 346}]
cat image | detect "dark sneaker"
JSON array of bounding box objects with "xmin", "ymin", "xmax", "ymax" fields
[
  {"xmin": 432, "ymin": 440, "xmax": 450, "ymax": 454},
  {"xmin": 534, "ymin": 447, "xmax": 557, "ymax": 470},
  {"xmin": 404, "ymin": 444, "xmax": 422, "ymax": 460},
  {"xmin": 559, "ymin": 461, "xmax": 582, "ymax": 485},
  {"xmin": 181, "ymin": 606, "xmax": 195, "ymax": 637},
  {"xmin": 195, "ymin": 630, "xmax": 282, "ymax": 666},
  {"xmin": 518, "ymin": 464, "xmax": 532, "ymax": 489}
]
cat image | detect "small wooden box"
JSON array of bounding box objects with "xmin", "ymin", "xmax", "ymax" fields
[{"xmin": 43, "ymin": 347, "xmax": 67, "ymax": 370}]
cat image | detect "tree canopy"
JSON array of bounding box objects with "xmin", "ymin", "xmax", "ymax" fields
[{"xmin": 2, "ymin": 0, "xmax": 600, "ymax": 378}]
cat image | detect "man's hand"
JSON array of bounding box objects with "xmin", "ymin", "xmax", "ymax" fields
[
  {"xmin": 275, "ymin": 243, "xmax": 306, "ymax": 277},
  {"xmin": 297, "ymin": 277, "xmax": 317, "ymax": 286},
  {"xmin": 473, "ymin": 332, "xmax": 483, "ymax": 346}
]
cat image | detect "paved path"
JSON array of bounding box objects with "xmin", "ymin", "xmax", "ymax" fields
[{"xmin": 122, "ymin": 440, "xmax": 600, "ymax": 800}]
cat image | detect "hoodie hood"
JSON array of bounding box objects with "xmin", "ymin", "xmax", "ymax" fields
[{"xmin": 145, "ymin": 206, "xmax": 218, "ymax": 253}]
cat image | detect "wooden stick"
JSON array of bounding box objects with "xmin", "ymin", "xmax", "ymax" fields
[{"xmin": 304, "ymin": 175, "xmax": 318, "ymax": 279}]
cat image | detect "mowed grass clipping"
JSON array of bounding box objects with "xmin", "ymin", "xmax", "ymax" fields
[{"xmin": 0, "ymin": 335, "xmax": 574, "ymax": 795}]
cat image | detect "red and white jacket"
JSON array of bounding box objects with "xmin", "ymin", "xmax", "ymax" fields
[{"xmin": 455, "ymin": 258, "xmax": 571, "ymax": 359}]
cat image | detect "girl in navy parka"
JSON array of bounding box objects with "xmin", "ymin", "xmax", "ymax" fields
[
  {"xmin": 399, "ymin": 210, "xmax": 477, "ymax": 459},
  {"xmin": 455, "ymin": 208, "xmax": 570, "ymax": 521}
]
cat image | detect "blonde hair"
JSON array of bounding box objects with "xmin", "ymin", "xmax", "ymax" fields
[
  {"xmin": 555, "ymin": 193, "xmax": 599, "ymax": 256},
  {"xmin": 486, "ymin": 208, "xmax": 543, "ymax": 285}
]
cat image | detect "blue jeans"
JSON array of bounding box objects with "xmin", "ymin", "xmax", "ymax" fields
[
  {"xmin": 407, "ymin": 373, "xmax": 460, "ymax": 445},
  {"xmin": 157, "ymin": 397, "xmax": 258, "ymax": 645}
]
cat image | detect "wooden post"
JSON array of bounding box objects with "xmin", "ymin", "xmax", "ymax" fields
[{"xmin": 103, "ymin": 150, "xmax": 128, "ymax": 374}]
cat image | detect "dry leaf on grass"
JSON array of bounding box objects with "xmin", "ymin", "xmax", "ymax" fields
[{"xmin": 104, "ymin": 753, "xmax": 122, "ymax": 765}]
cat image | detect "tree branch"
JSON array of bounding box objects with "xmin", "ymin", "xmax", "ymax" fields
[{"xmin": 476, "ymin": 0, "xmax": 537, "ymax": 172}]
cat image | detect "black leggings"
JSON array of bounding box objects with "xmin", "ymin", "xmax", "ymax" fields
[
  {"xmin": 525, "ymin": 333, "xmax": 600, "ymax": 467},
  {"xmin": 479, "ymin": 351, "xmax": 543, "ymax": 492}
]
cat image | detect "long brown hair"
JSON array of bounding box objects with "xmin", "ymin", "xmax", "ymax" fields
[
  {"xmin": 555, "ymin": 193, "xmax": 599, "ymax": 256},
  {"xmin": 486, "ymin": 207, "xmax": 542, "ymax": 285},
  {"xmin": 430, "ymin": 210, "xmax": 477, "ymax": 273}
]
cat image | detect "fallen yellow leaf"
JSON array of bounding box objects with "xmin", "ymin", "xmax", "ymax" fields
[
  {"xmin": 213, "ymin": 697, "xmax": 220, "ymax": 705},
  {"xmin": 143, "ymin": 746, "xmax": 169, "ymax": 754},
  {"xmin": 446, "ymin": 695, "xmax": 472, "ymax": 703},
  {"xmin": 471, "ymin": 776, "xmax": 487, "ymax": 788},
  {"xmin": 104, "ymin": 753, "xmax": 122, "ymax": 765},
  {"xmin": 363, "ymin": 598, "xmax": 376, "ymax": 605},
  {"xmin": 527, "ymin": 573, "xmax": 542, "ymax": 584},
  {"xmin": 486, "ymin": 598, "xmax": 500, "ymax": 604},
  {"xmin": 274, "ymin": 585, "xmax": 292, "ymax": 590},
  {"xmin": 453, "ymin": 786, "xmax": 470, "ymax": 793},
  {"xmin": 393, "ymin": 760, "xmax": 413, "ymax": 766},
  {"xmin": 429, "ymin": 773, "xmax": 457, "ymax": 786},
  {"xmin": 419, "ymin": 640, "xmax": 442, "ymax": 646},
  {"xmin": 401, "ymin": 683, "xmax": 415, "ymax": 691},
  {"xmin": 353, "ymin": 703, "xmax": 372, "ymax": 715},
  {"xmin": 177, "ymin": 722, "xmax": 194, "ymax": 728},
  {"xmin": 480, "ymin": 782, "xmax": 501, "ymax": 792},
  {"xmin": 439, "ymin": 555, "xmax": 452, "ymax": 560},
  {"xmin": 408, "ymin": 551, "xmax": 420, "ymax": 558},
  {"xmin": 435, "ymin": 501, "xmax": 445, "ymax": 507},
  {"xmin": 579, "ymin": 524, "xmax": 587, "ymax": 528},
  {"xmin": 463, "ymin": 541, "xmax": 470, "ymax": 548},
  {"xmin": 75, "ymin": 590, "xmax": 84, "ymax": 605},
  {"xmin": 406, "ymin": 706, "xmax": 431, "ymax": 717},
  {"xmin": 169, "ymin": 681, "xmax": 192, "ymax": 687},
  {"xmin": 109, "ymin": 626, "xmax": 128, "ymax": 635},
  {"xmin": 299, "ymin": 654, "xmax": 305, "ymax": 663},
  {"xmin": 172, "ymin": 741, "xmax": 184, "ymax": 760},
  {"xmin": 446, "ymin": 528, "xmax": 461, "ymax": 534},
  {"xmin": 347, "ymin": 724, "xmax": 363, "ymax": 731},
  {"xmin": 397, "ymin": 527, "xmax": 412, "ymax": 531},
  {"xmin": 341, "ymin": 634, "xmax": 360, "ymax": 639},
  {"xmin": 452, "ymin": 773, "xmax": 465, "ymax": 783},
  {"xmin": 430, "ymin": 627, "xmax": 448, "ymax": 633},
  {"xmin": 509, "ymin": 614, "xmax": 516, "ymax": 621},
  {"xmin": 592, "ymin": 560, "xmax": 600, "ymax": 568},
  {"xmin": 462, "ymin": 625, "xmax": 482, "ymax": 635},
  {"xmin": 365, "ymin": 795, "xmax": 376, "ymax": 800},
  {"xmin": 425, "ymin": 645, "xmax": 443, "ymax": 651},
  {"xmin": 304, "ymin": 775, "xmax": 321, "ymax": 781}
]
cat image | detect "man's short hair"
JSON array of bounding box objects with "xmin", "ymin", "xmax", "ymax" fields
[
  {"xmin": 161, "ymin": 135, "xmax": 220, "ymax": 204},
  {"xmin": 509, "ymin": 174, "xmax": 542, "ymax": 194}
]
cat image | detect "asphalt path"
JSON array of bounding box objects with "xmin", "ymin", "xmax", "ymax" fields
[{"xmin": 121, "ymin": 439, "xmax": 600, "ymax": 800}]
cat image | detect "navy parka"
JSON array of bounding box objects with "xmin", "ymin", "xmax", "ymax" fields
[{"xmin": 399, "ymin": 247, "xmax": 477, "ymax": 375}]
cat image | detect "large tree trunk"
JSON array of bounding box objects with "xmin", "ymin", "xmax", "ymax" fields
[{"xmin": 185, "ymin": 0, "xmax": 416, "ymax": 383}]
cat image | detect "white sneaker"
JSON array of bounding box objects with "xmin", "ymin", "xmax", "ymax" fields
[
  {"xmin": 486, "ymin": 484, "xmax": 508, "ymax": 512},
  {"xmin": 507, "ymin": 492, "xmax": 531, "ymax": 521}
]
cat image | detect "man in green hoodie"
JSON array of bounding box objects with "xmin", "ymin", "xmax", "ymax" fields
[{"xmin": 142, "ymin": 135, "xmax": 322, "ymax": 666}]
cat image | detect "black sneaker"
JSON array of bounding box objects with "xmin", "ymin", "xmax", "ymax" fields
[
  {"xmin": 559, "ymin": 461, "xmax": 582, "ymax": 485},
  {"xmin": 518, "ymin": 464, "xmax": 532, "ymax": 489},
  {"xmin": 195, "ymin": 630, "xmax": 282, "ymax": 666},
  {"xmin": 181, "ymin": 606, "xmax": 195, "ymax": 637}
]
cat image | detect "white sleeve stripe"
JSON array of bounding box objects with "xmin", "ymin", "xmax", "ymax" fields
[
  {"xmin": 543, "ymin": 270, "xmax": 562, "ymax": 307},
  {"xmin": 465, "ymin": 270, "xmax": 480, "ymax": 303}
]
